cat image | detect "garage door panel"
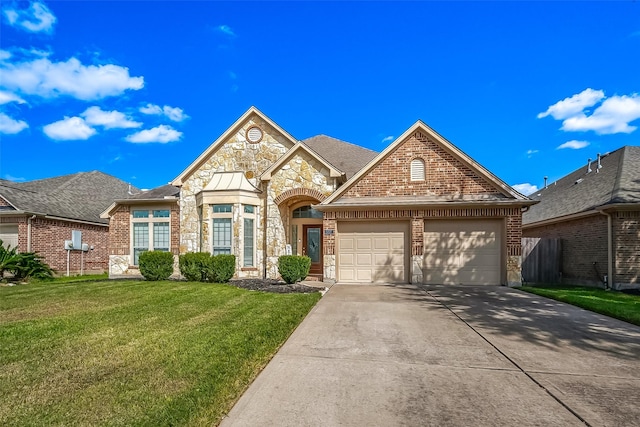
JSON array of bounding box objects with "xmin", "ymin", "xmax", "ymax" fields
[
  {"xmin": 339, "ymin": 253, "xmax": 354, "ymax": 266},
  {"xmin": 356, "ymin": 253, "xmax": 372, "ymax": 265},
  {"xmin": 356, "ymin": 238, "xmax": 372, "ymax": 250},
  {"xmin": 340, "ymin": 237, "xmax": 354, "ymax": 250},
  {"xmin": 424, "ymin": 220, "xmax": 502, "ymax": 286},
  {"xmin": 0, "ymin": 225, "xmax": 19, "ymax": 249},
  {"xmin": 338, "ymin": 222, "xmax": 408, "ymax": 283}
]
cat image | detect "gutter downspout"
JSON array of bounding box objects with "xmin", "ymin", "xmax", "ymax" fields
[
  {"xmin": 27, "ymin": 215, "xmax": 36, "ymax": 252},
  {"xmin": 599, "ymin": 210, "xmax": 613, "ymax": 290}
]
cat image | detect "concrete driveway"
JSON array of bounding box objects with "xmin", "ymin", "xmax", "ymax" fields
[{"xmin": 220, "ymin": 284, "xmax": 640, "ymax": 426}]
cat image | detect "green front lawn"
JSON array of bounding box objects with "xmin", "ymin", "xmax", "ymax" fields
[
  {"xmin": 520, "ymin": 285, "xmax": 640, "ymax": 326},
  {"xmin": 0, "ymin": 279, "xmax": 321, "ymax": 426}
]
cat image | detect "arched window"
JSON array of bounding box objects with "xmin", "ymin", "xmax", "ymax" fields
[
  {"xmin": 411, "ymin": 158, "xmax": 425, "ymax": 181},
  {"xmin": 292, "ymin": 205, "xmax": 323, "ymax": 218}
]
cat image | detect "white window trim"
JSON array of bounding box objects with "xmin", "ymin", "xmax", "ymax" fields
[
  {"xmin": 242, "ymin": 205, "xmax": 256, "ymax": 267},
  {"xmin": 210, "ymin": 204, "xmax": 233, "ymax": 256},
  {"xmin": 130, "ymin": 207, "xmax": 171, "ymax": 266}
]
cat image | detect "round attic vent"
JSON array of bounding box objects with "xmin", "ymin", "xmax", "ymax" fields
[{"xmin": 247, "ymin": 126, "xmax": 263, "ymax": 143}]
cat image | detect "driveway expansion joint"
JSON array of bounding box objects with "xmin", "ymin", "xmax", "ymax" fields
[{"xmin": 423, "ymin": 287, "xmax": 592, "ymax": 427}]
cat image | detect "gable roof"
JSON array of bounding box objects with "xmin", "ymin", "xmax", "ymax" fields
[
  {"xmin": 301, "ymin": 135, "xmax": 378, "ymax": 179},
  {"xmin": 320, "ymin": 120, "xmax": 531, "ymax": 207},
  {"xmin": 100, "ymin": 184, "xmax": 180, "ymax": 218},
  {"xmin": 260, "ymin": 141, "xmax": 345, "ymax": 181},
  {"xmin": 171, "ymin": 106, "xmax": 299, "ymax": 186},
  {"xmin": 523, "ymin": 146, "xmax": 640, "ymax": 225},
  {"xmin": 0, "ymin": 171, "xmax": 135, "ymax": 224}
]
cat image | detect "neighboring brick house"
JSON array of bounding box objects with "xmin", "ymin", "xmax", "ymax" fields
[
  {"xmin": 0, "ymin": 171, "xmax": 135, "ymax": 274},
  {"xmin": 102, "ymin": 107, "xmax": 534, "ymax": 285},
  {"xmin": 523, "ymin": 146, "xmax": 640, "ymax": 290}
]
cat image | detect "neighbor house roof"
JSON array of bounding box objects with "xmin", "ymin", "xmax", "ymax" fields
[
  {"xmin": 301, "ymin": 135, "xmax": 378, "ymax": 180},
  {"xmin": 523, "ymin": 146, "xmax": 640, "ymax": 226},
  {"xmin": 0, "ymin": 171, "xmax": 136, "ymax": 224},
  {"xmin": 100, "ymin": 184, "xmax": 180, "ymax": 218}
]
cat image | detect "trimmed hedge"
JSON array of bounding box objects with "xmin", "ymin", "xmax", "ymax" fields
[
  {"xmin": 178, "ymin": 252, "xmax": 236, "ymax": 283},
  {"xmin": 139, "ymin": 251, "xmax": 174, "ymax": 281},
  {"xmin": 211, "ymin": 254, "xmax": 236, "ymax": 283},
  {"xmin": 179, "ymin": 252, "xmax": 211, "ymax": 282},
  {"xmin": 278, "ymin": 255, "xmax": 311, "ymax": 284}
]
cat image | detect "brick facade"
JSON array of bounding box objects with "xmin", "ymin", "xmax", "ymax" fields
[
  {"xmin": 523, "ymin": 214, "xmax": 608, "ymax": 285},
  {"xmin": 344, "ymin": 131, "xmax": 501, "ymax": 199},
  {"xmin": 613, "ymin": 211, "xmax": 639, "ymax": 286},
  {"xmin": 323, "ymin": 128, "xmax": 525, "ymax": 285},
  {"xmin": 523, "ymin": 210, "xmax": 639, "ymax": 288},
  {"xmin": 0, "ymin": 214, "xmax": 109, "ymax": 274}
]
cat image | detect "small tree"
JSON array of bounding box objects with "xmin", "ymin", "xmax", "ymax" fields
[{"xmin": 139, "ymin": 251, "xmax": 174, "ymax": 281}]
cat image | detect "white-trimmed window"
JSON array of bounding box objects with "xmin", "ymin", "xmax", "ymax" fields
[
  {"xmin": 131, "ymin": 209, "xmax": 170, "ymax": 265},
  {"xmin": 411, "ymin": 158, "xmax": 426, "ymax": 181},
  {"xmin": 243, "ymin": 205, "xmax": 256, "ymax": 267},
  {"xmin": 212, "ymin": 204, "xmax": 232, "ymax": 255}
]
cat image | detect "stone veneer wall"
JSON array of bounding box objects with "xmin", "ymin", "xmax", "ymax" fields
[
  {"xmin": 179, "ymin": 119, "xmax": 293, "ymax": 278},
  {"xmin": 265, "ymin": 152, "xmax": 336, "ymax": 278}
]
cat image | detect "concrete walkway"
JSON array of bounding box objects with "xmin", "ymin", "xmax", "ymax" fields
[{"xmin": 220, "ymin": 284, "xmax": 640, "ymax": 426}]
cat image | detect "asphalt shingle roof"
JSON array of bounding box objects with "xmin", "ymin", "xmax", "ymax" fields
[
  {"xmin": 125, "ymin": 184, "xmax": 180, "ymax": 200},
  {"xmin": 523, "ymin": 146, "xmax": 640, "ymax": 225},
  {"xmin": 0, "ymin": 171, "xmax": 137, "ymax": 224},
  {"xmin": 301, "ymin": 135, "xmax": 378, "ymax": 179}
]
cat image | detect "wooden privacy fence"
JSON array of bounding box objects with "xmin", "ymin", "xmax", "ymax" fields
[{"xmin": 522, "ymin": 238, "xmax": 562, "ymax": 284}]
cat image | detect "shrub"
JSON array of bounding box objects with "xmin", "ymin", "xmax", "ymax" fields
[
  {"xmin": 210, "ymin": 254, "xmax": 236, "ymax": 283},
  {"xmin": 139, "ymin": 251, "xmax": 174, "ymax": 281},
  {"xmin": 179, "ymin": 252, "xmax": 211, "ymax": 281},
  {"xmin": 0, "ymin": 239, "xmax": 53, "ymax": 280},
  {"xmin": 278, "ymin": 255, "xmax": 311, "ymax": 284}
]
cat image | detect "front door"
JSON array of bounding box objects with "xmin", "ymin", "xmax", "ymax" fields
[{"xmin": 303, "ymin": 225, "xmax": 323, "ymax": 279}]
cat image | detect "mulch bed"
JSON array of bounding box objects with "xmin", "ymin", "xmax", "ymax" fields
[{"xmin": 228, "ymin": 278, "xmax": 323, "ymax": 294}]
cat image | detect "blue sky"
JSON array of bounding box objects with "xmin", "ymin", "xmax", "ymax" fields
[{"xmin": 1, "ymin": 1, "xmax": 639, "ymax": 195}]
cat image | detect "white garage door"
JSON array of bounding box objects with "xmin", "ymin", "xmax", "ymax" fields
[
  {"xmin": 424, "ymin": 219, "xmax": 502, "ymax": 285},
  {"xmin": 338, "ymin": 221, "xmax": 408, "ymax": 283},
  {"xmin": 0, "ymin": 224, "xmax": 19, "ymax": 250}
]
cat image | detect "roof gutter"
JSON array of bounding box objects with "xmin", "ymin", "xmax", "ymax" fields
[{"xmin": 315, "ymin": 200, "xmax": 538, "ymax": 212}]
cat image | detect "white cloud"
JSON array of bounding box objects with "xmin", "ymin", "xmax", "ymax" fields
[
  {"xmin": 381, "ymin": 135, "xmax": 394, "ymax": 143},
  {"xmin": 125, "ymin": 125, "xmax": 182, "ymax": 143},
  {"xmin": 561, "ymin": 94, "xmax": 640, "ymax": 134},
  {"xmin": 139, "ymin": 103, "xmax": 188, "ymax": 122},
  {"xmin": 539, "ymin": 89, "xmax": 640, "ymax": 135},
  {"xmin": 0, "ymin": 57, "xmax": 144, "ymax": 101},
  {"xmin": 4, "ymin": 174, "xmax": 25, "ymax": 182},
  {"xmin": 217, "ymin": 25, "xmax": 236, "ymax": 37},
  {"xmin": 537, "ymin": 88, "xmax": 604, "ymax": 120},
  {"xmin": 526, "ymin": 149, "xmax": 539, "ymax": 158},
  {"xmin": 0, "ymin": 113, "xmax": 28, "ymax": 134},
  {"xmin": 43, "ymin": 116, "xmax": 96, "ymax": 140},
  {"xmin": 3, "ymin": 1, "xmax": 57, "ymax": 34},
  {"xmin": 81, "ymin": 106, "xmax": 141, "ymax": 129},
  {"xmin": 0, "ymin": 90, "xmax": 26, "ymax": 105},
  {"xmin": 0, "ymin": 50, "xmax": 11, "ymax": 61},
  {"xmin": 557, "ymin": 140, "xmax": 590, "ymax": 150},
  {"xmin": 512, "ymin": 183, "xmax": 539, "ymax": 196}
]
